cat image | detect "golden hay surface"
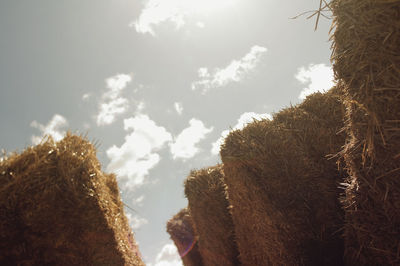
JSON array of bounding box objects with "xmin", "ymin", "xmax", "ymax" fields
[
  {"xmin": 167, "ymin": 208, "xmax": 203, "ymax": 266},
  {"xmin": 184, "ymin": 165, "xmax": 240, "ymax": 266},
  {"xmin": 0, "ymin": 134, "xmax": 144, "ymax": 266},
  {"xmin": 274, "ymin": 88, "xmax": 345, "ymax": 167},
  {"xmin": 331, "ymin": 0, "xmax": 400, "ymax": 264},
  {"xmin": 220, "ymin": 90, "xmax": 345, "ymax": 265}
]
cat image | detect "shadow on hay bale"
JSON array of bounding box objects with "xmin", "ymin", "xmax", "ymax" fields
[
  {"xmin": 184, "ymin": 165, "xmax": 240, "ymax": 266},
  {"xmin": 167, "ymin": 208, "xmax": 203, "ymax": 266},
  {"xmin": 331, "ymin": 0, "xmax": 400, "ymax": 264},
  {"xmin": 220, "ymin": 90, "xmax": 346, "ymax": 265},
  {"xmin": 0, "ymin": 134, "xmax": 144, "ymax": 265}
]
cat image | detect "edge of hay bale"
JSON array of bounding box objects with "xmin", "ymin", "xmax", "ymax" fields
[
  {"xmin": 0, "ymin": 134, "xmax": 144, "ymax": 265},
  {"xmin": 331, "ymin": 0, "xmax": 400, "ymax": 264},
  {"xmin": 220, "ymin": 90, "xmax": 345, "ymax": 265},
  {"xmin": 167, "ymin": 208, "xmax": 203, "ymax": 266},
  {"xmin": 184, "ymin": 165, "xmax": 240, "ymax": 265}
]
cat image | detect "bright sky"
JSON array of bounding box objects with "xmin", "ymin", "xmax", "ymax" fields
[{"xmin": 0, "ymin": 0, "xmax": 334, "ymax": 264}]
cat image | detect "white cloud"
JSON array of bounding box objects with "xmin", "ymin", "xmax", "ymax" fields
[
  {"xmin": 151, "ymin": 243, "xmax": 183, "ymax": 266},
  {"xmin": 132, "ymin": 0, "xmax": 184, "ymax": 35},
  {"xmin": 106, "ymin": 114, "xmax": 172, "ymax": 189},
  {"xmin": 170, "ymin": 118, "xmax": 213, "ymax": 160},
  {"xmin": 174, "ymin": 102, "xmax": 183, "ymax": 115},
  {"xmin": 211, "ymin": 112, "xmax": 272, "ymax": 155},
  {"xmin": 97, "ymin": 74, "xmax": 132, "ymax": 126},
  {"xmin": 31, "ymin": 114, "xmax": 68, "ymax": 145},
  {"xmin": 105, "ymin": 74, "xmax": 132, "ymax": 95},
  {"xmin": 82, "ymin": 93, "xmax": 91, "ymax": 101},
  {"xmin": 133, "ymin": 195, "xmax": 145, "ymax": 206},
  {"xmin": 126, "ymin": 213, "xmax": 149, "ymax": 230},
  {"xmin": 132, "ymin": 0, "xmax": 236, "ymax": 35},
  {"xmin": 97, "ymin": 98, "xmax": 129, "ymax": 125},
  {"xmin": 191, "ymin": 45, "xmax": 267, "ymax": 93},
  {"xmin": 296, "ymin": 63, "xmax": 334, "ymax": 100},
  {"xmin": 137, "ymin": 101, "xmax": 146, "ymax": 112}
]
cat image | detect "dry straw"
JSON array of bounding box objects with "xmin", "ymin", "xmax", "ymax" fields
[
  {"xmin": 331, "ymin": 0, "xmax": 400, "ymax": 264},
  {"xmin": 184, "ymin": 165, "xmax": 240, "ymax": 265},
  {"xmin": 221, "ymin": 90, "xmax": 346, "ymax": 265},
  {"xmin": 0, "ymin": 134, "xmax": 144, "ymax": 265},
  {"xmin": 167, "ymin": 208, "xmax": 203, "ymax": 266}
]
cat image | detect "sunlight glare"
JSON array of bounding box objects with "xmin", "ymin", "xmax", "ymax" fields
[
  {"xmin": 181, "ymin": 0, "xmax": 238, "ymax": 14},
  {"xmin": 134, "ymin": 0, "xmax": 240, "ymax": 34}
]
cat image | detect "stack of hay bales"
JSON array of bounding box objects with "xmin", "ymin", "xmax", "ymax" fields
[
  {"xmin": 220, "ymin": 91, "xmax": 345, "ymax": 265},
  {"xmin": 331, "ymin": 0, "xmax": 400, "ymax": 264},
  {"xmin": 167, "ymin": 208, "xmax": 203, "ymax": 266},
  {"xmin": 0, "ymin": 134, "xmax": 144, "ymax": 265},
  {"xmin": 184, "ymin": 165, "xmax": 240, "ymax": 265}
]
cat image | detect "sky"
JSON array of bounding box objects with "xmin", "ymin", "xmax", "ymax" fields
[{"xmin": 0, "ymin": 1, "xmax": 334, "ymax": 264}]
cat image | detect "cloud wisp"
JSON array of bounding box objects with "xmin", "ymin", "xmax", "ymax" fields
[
  {"xmin": 132, "ymin": 195, "xmax": 145, "ymax": 206},
  {"xmin": 191, "ymin": 45, "xmax": 267, "ymax": 94},
  {"xmin": 174, "ymin": 102, "xmax": 183, "ymax": 115},
  {"xmin": 106, "ymin": 114, "xmax": 172, "ymax": 190},
  {"xmin": 132, "ymin": 0, "xmax": 185, "ymax": 35},
  {"xmin": 126, "ymin": 213, "xmax": 149, "ymax": 230},
  {"xmin": 296, "ymin": 64, "xmax": 334, "ymax": 100},
  {"xmin": 97, "ymin": 74, "xmax": 132, "ymax": 126},
  {"xmin": 132, "ymin": 0, "xmax": 236, "ymax": 35},
  {"xmin": 82, "ymin": 93, "xmax": 91, "ymax": 101},
  {"xmin": 211, "ymin": 112, "xmax": 272, "ymax": 155},
  {"xmin": 170, "ymin": 118, "xmax": 213, "ymax": 160},
  {"xmin": 31, "ymin": 114, "xmax": 68, "ymax": 145}
]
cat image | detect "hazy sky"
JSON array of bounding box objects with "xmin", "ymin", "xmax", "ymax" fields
[{"xmin": 0, "ymin": 1, "xmax": 334, "ymax": 264}]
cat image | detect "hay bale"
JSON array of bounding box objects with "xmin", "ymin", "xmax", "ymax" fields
[
  {"xmin": 167, "ymin": 208, "xmax": 203, "ymax": 266},
  {"xmin": 274, "ymin": 88, "xmax": 345, "ymax": 166},
  {"xmin": 220, "ymin": 90, "xmax": 345, "ymax": 265},
  {"xmin": 0, "ymin": 134, "xmax": 144, "ymax": 265},
  {"xmin": 184, "ymin": 165, "xmax": 240, "ymax": 265},
  {"xmin": 331, "ymin": 0, "xmax": 400, "ymax": 264}
]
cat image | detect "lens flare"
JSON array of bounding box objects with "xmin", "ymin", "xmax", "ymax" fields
[{"xmin": 180, "ymin": 238, "xmax": 197, "ymax": 258}]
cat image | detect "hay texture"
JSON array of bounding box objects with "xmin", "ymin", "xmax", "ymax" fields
[
  {"xmin": 184, "ymin": 165, "xmax": 240, "ymax": 265},
  {"xmin": 331, "ymin": 0, "xmax": 400, "ymax": 264},
  {"xmin": 167, "ymin": 208, "xmax": 203, "ymax": 266},
  {"xmin": 220, "ymin": 90, "xmax": 345, "ymax": 265},
  {"xmin": 0, "ymin": 134, "xmax": 144, "ymax": 265}
]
